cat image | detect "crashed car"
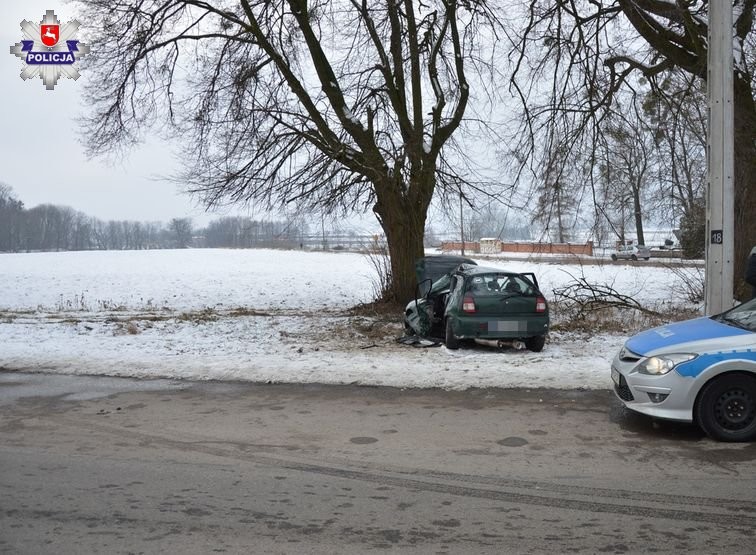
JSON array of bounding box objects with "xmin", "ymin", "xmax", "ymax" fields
[
  {"xmin": 404, "ymin": 257, "xmax": 549, "ymax": 352},
  {"xmin": 611, "ymin": 297, "xmax": 756, "ymax": 441}
]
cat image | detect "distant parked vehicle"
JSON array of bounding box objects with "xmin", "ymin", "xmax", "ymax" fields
[{"xmin": 611, "ymin": 243, "xmax": 651, "ymax": 261}]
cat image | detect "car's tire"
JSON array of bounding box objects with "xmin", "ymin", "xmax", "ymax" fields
[
  {"xmin": 631, "ymin": 254, "xmax": 638, "ymax": 261},
  {"xmin": 404, "ymin": 320, "xmax": 413, "ymax": 335},
  {"xmin": 525, "ymin": 335, "xmax": 546, "ymax": 352},
  {"xmin": 644, "ymin": 257, "xmax": 650, "ymax": 261},
  {"xmin": 445, "ymin": 319, "xmax": 459, "ymax": 350},
  {"xmin": 695, "ymin": 373, "xmax": 756, "ymax": 442},
  {"xmin": 611, "ymin": 254, "xmax": 618, "ymax": 261}
]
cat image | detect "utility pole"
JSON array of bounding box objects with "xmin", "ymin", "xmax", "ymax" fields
[
  {"xmin": 459, "ymin": 194, "xmax": 465, "ymax": 256},
  {"xmin": 321, "ymin": 212, "xmax": 327, "ymax": 251},
  {"xmin": 705, "ymin": 2, "xmax": 734, "ymax": 315}
]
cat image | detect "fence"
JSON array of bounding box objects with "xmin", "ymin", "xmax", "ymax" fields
[{"xmin": 440, "ymin": 241, "xmax": 594, "ymax": 256}]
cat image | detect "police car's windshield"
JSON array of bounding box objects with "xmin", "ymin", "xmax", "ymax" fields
[{"xmin": 719, "ymin": 298, "xmax": 756, "ymax": 332}]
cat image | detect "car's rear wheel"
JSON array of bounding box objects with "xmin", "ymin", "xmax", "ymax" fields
[
  {"xmin": 695, "ymin": 374, "xmax": 756, "ymax": 442},
  {"xmin": 525, "ymin": 335, "xmax": 545, "ymax": 352},
  {"xmin": 631, "ymin": 254, "xmax": 638, "ymax": 261},
  {"xmin": 611, "ymin": 254, "xmax": 618, "ymax": 261},
  {"xmin": 644, "ymin": 257, "xmax": 650, "ymax": 261},
  {"xmin": 404, "ymin": 320, "xmax": 413, "ymax": 335},
  {"xmin": 445, "ymin": 319, "xmax": 459, "ymax": 350}
]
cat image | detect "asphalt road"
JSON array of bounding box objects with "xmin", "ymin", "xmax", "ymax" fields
[{"xmin": 1, "ymin": 372, "xmax": 755, "ymax": 554}]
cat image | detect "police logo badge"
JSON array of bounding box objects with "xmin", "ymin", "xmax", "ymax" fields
[{"xmin": 9, "ymin": 10, "xmax": 90, "ymax": 90}]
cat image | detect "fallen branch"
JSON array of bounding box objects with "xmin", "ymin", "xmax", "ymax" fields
[{"xmin": 553, "ymin": 271, "xmax": 662, "ymax": 323}]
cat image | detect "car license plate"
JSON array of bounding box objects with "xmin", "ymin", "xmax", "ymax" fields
[
  {"xmin": 489, "ymin": 321, "xmax": 520, "ymax": 332},
  {"xmin": 611, "ymin": 367, "xmax": 620, "ymax": 386}
]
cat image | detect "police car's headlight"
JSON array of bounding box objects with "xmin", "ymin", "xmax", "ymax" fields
[{"xmin": 636, "ymin": 354, "xmax": 697, "ymax": 375}]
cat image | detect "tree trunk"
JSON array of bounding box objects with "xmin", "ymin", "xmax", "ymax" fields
[
  {"xmin": 373, "ymin": 177, "xmax": 432, "ymax": 305},
  {"xmin": 382, "ymin": 212, "xmax": 426, "ymax": 304},
  {"xmin": 632, "ymin": 187, "xmax": 645, "ymax": 246},
  {"xmin": 556, "ymin": 187, "xmax": 565, "ymax": 243},
  {"xmin": 732, "ymin": 74, "xmax": 756, "ymax": 301}
]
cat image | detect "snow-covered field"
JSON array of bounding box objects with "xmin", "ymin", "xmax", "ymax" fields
[
  {"xmin": 1, "ymin": 249, "xmax": 374, "ymax": 312},
  {"xmin": 0, "ymin": 249, "xmax": 695, "ymax": 390}
]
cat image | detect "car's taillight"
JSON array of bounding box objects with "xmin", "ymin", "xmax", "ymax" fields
[
  {"xmin": 535, "ymin": 296, "xmax": 547, "ymax": 313},
  {"xmin": 463, "ymin": 295, "xmax": 476, "ymax": 313}
]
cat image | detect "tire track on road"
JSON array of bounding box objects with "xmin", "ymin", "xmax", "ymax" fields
[{"xmin": 66, "ymin": 418, "xmax": 756, "ymax": 529}]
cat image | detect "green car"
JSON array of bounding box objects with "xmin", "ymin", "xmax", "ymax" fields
[{"xmin": 404, "ymin": 257, "xmax": 549, "ymax": 352}]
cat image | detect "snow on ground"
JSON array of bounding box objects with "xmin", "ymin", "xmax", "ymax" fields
[
  {"xmin": 0, "ymin": 249, "xmax": 694, "ymax": 390},
  {"xmin": 0, "ymin": 249, "xmax": 374, "ymax": 312}
]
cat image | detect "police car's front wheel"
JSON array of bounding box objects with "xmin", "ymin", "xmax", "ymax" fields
[{"xmin": 695, "ymin": 374, "xmax": 756, "ymax": 442}]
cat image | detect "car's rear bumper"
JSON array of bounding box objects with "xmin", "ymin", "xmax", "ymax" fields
[{"xmin": 452, "ymin": 315, "xmax": 549, "ymax": 339}]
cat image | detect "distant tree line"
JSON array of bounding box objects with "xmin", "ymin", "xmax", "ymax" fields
[
  {"xmin": 0, "ymin": 185, "xmax": 305, "ymax": 253},
  {"xmin": 204, "ymin": 216, "xmax": 307, "ymax": 249}
]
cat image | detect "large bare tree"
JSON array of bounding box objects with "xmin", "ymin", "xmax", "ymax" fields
[
  {"xmin": 644, "ymin": 73, "xmax": 708, "ymax": 224},
  {"xmin": 76, "ymin": 0, "xmax": 501, "ymax": 302},
  {"xmin": 509, "ymin": 0, "xmax": 756, "ymax": 299},
  {"xmin": 600, "ymin": 99, "xmax": 658, "ymax": 246}
]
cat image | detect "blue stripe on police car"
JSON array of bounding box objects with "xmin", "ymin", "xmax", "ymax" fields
[{"xmin": 675, "ymin": 350, "xmax": 756, "ymax": 378}]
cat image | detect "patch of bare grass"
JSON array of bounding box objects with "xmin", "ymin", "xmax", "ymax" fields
[
  {"xmin": 347, "ymin": 299, "xmax": 404, "ymax": 319},
  {"xmin": 112, "ymin": 320, "xmax": 142, "ymax": 335},
  {"xmin": 227, "ymin": 307, "xmax": 271, "ymax": 317},
  {"xmin": 349, "ymin": 316, "xmax": 403, "ymax": 341},
  {"xmin": 176, "ymin": 308, "xmax": 218, "ymax": 323}
]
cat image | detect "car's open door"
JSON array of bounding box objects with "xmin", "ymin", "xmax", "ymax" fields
[
  {"xmin": 415, "ymin": 256, "xmax": 477, "ymax": 285},
  {"xmin": 519, "ymin": 272, "xmax": 540, "ymax": 290}
]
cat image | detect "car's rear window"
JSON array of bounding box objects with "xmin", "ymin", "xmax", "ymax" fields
[{"xmin": 465, "ymin": 274, "xmax": 533, "ymax": 296}]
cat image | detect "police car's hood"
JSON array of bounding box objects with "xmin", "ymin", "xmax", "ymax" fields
[{"xmin": 625, "ymin": 316, "xmax": 753, "ymax": 357}]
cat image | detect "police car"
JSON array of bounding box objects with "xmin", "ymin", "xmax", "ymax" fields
[{"xmin": 611, "ymin": 297, "xmax": 756, "ymax": 441}]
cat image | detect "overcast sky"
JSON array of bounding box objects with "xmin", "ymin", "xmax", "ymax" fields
[
  {"xmin": 0, "ymin": 0, "xmax": 246, "ymax": 225},
  {"xmin": 0, "ymin": 1, "xmax": 478, "ymax": 235}
]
